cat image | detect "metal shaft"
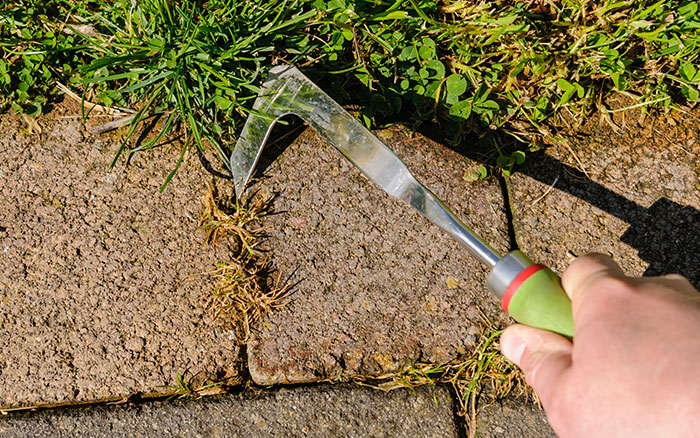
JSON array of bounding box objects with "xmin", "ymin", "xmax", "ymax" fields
[
  {"xmin": 230, "ymin": 65, "xmax": 502, "ymax": 268},
  {"xmin": 408, "ymin": 187, "xmax": 502, "ymax": 268}
]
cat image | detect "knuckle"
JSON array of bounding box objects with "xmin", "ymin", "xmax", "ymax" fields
[
  {"xmin": 589, "ymin": 275, "xmax": 636, "ymax": 298},
  {"xmin": 660, "ymin": 273, "xmax": 695, "ymax": 290}
]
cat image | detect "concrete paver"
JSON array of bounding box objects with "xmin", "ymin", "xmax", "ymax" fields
[
  {"xmin": 475, "ymin": 398, "xmax": 555, "ymax": 438},
  {"xmin": 0, "ymin": 114, "xmax": 239, "ymax": 408},
  {"xmin": 247, "ymin": 127, "xmax": 511, "ymax": 384},
  {"xmin": 8, "ymin": 103, "xmax": 695, "ymax": 437},
  {"xmin": 508, "ymin": 110, "xmax": 700, "ymax": 285},
  {"xmin": 0, "ymin": 384, "xmax": 459, "ymax": 438}
]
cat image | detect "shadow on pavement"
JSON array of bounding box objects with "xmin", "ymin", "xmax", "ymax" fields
[
  {"xmin": 502, "ymin": 150, "xmax": 700, "ymax": 287},
  {"xmin": 245, "ymin": 116, "xmax": 700, "ymax": 288}
]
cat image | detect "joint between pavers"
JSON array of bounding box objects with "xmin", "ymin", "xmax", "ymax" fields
[{"xmin": 498, "ymin": 173, "xmax": 520, "ymax": 253}]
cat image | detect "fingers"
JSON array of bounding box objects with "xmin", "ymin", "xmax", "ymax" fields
[
  {"xmin": 561, "ymin": 253, "xmax": 626, "ymax": 313},
  {"xmin": 501, "ymin": 324, "xmax": 573, "ymax": 406},
  {"xmin": 561, "ymin": 254, "xmax": 698, "ymax": 315}
]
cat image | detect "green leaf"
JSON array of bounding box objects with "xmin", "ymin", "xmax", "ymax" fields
[
  {"xmin": 657, "ymin": 44, "xmax": 681, "ymax": 56},
  {"xmin": 473, "ymin": 83, "xmax": 490, "ymax": 104},
  {"xmin": 596, "ymin": 1, "xmax": 629, "ymax": 16},
  {"xmin": 445, "ymin": 74, "xmax": 467, "ymax": 104},
  {"xmin": 81, "ymin": 70, "xmax": 146, "ymax": 84},
  {"xmin": 680, "ymin": 64, "xmax": 700, "ymax": 83},
  {"xmin": 678, "ymin": 1, "xmax": 698, "ymax": 18},
  {"xmin": 557, "ymin": 78, "xmax": 576, "ymax": 104},
  {"xmin": 587, "ymin": 33, "xmax": 608, "ymax": 47},
  {"xmin": 422, "ymin": 59, "xmax": 445, "ymax": 80},
  {"xmin": 601, "ymin": 48, "xmax": 619, "ymax": 59},
  {"xmin": 368, "ymin": 10, "xmax": 409, "ymax": 21},
  {"xmin": 496, "ymin": 14, "xmax": 517, "ymax": 25},
  {"xmin": 418, "ymin": 38, "xmax": 436, "ymax": 60},
  {"xmin": 449, "ymin": 100, "xmax": 472, "ymax": 120},
  {"xmin": 120, "ymin": 70, "xmax": 173, "ymax": 93},
  {"xmin": 682, "ymin": 84, "xmax": 700, "ymax": 101},
  {"xmin": 214, "ymin": 95, "xmax": 232, "ymax": 109},
  {"xmin": 475, "ymin": 100, "xmax": 500, "ymax": 111},
  {"xmin": 425, "ymin": 80, "xmax": 441, "ymax": 99},
  {"xmin": 398, "ymin": 46, "xmax": 417, "ymax": 61},
  {"xmin": 629, "ymin": 20, "xmax": 654, "ymax": 28},
  {"xmin": 610, "ymin": 71, "xmax": 623, "ymax": 90},
  {"xmin": 148, "ymin": 37, "xmax": 165, "ymax": 49},
  {"xmin": 362, "ymin": 113, "xmax": 372, "ymax": 129},
  {"xmin": 496, "ymin": 155, "xmax": 512, "ymax": 176},
  {"xmin": 464, "ymin": 165, "xmax": 488, "ymax": 181},
  {"xmin": 557, "ymin": 78, "xmax": 574, "ymax": 92},
  {"xmin": 26, "ymin": 101, "xmax": 42, "ymax": 116},
  {"xmin": 512, "ymin": 150, "xmax": 526, "ymax": 165}
]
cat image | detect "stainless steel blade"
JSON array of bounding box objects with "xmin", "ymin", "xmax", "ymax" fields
[{"xmin": 230, "ymin": 65, "xmax": 501, "ymax": 268}]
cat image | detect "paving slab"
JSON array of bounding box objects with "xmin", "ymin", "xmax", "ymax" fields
[
  {"xmin": 247, "ymin": 127, "xmax": 511, "ymax": 384},
  {"xmin": 507, "ymin": 110, "xmax": 700, "ymax": 285},
  {"xmin": 0, "ymin": 112, "xmax": 239, "ymax": 408},
  {"xmin": 475, "ymin": 398, "xmax": 554, "ymax": 438},
  {"xmin": 0, "ymin": 384, "xmax": 459, "ymax": 438}
]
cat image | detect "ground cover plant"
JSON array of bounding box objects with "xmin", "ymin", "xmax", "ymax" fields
[{"xmin": 2, "ymin": 0, "xmax": 700, "ymax": 179}]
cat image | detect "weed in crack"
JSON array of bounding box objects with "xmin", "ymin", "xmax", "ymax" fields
[
  {"xmin": 160, "ymin": 370, "xmax": 231, "ymax": 401},
  {"xmin": 356, "ymin": 324, "xmax": 531, "ymax": 438},
  {"xmin": 200, "ymin": 181, "xmax": 291, "ymax": 343},
  {"xmin": 199, "ymin": 180, "xmax": 269, "ymax": 259},
  {"xmin": 208, "ymin": 258, "xmax": 292, "ymax": 343}
]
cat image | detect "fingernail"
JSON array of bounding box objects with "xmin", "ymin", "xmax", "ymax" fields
[{"xmin": 500, "ymin": 329, "xmax": 526, "ymax": 366}]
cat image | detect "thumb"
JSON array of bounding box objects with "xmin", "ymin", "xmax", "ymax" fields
[{"xmin": 500, "ymin": 324, "xmax": 573, "ymax": 405}]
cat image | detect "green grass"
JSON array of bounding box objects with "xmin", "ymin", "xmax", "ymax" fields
[
  {"xmin": 2, "ymin": 0, "xmax": 700, "ymax": 180},
  {"xmin": 161, "ymin": 370, "xmax": 228, "ymax": 400}
]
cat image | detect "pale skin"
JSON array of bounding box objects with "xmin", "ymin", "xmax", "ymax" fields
[{"xmin": 500, "ymin": 253, "xmax": 700, "ymax": 438}]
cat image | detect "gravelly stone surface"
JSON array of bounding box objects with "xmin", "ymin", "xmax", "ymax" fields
[
  {"xmin": 508, "ymin": 109, "xmax": 700, "ymax": 286},
  {"xmin": 0, "ymin": 384, "xmax": 459, "ymax": 438},
  {"xmin": 0, "ymin": 113, "xmax": 240, "ymax": 408},
  {"xmin": 247, "ymin": 127, "xmax": 511, "ymax": 384},
  {"xmin": 475, "ymin": 398, "xmax": 555, "ymax": 438}
]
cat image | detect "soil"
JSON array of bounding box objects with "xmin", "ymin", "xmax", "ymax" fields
[{"xmin": 0, "ymin": 109, "xmax": 240, "ymax": 408}]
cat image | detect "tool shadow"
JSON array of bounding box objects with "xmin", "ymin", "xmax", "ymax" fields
[{"xmin": 250, "ymin": 117, "xmax": 699, "ymax": 288}]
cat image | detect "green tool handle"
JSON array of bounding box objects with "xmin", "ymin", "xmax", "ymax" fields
[
  {"xmin": 487, "ymin": 251, "xmax": 574, "ymax": 338},
  {"xmin": 503, "ymin": 266, "xmax": 574, "ymax": 338}
]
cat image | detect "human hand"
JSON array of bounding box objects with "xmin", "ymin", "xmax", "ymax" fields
[{"xmin": 500, "ymin": 253, "xmax": 700, "ymax": 438}]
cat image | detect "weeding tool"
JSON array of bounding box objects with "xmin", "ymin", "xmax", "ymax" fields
[{"xmin": 230, "ymin": 65, "xmax": 574, "ymax": 338}]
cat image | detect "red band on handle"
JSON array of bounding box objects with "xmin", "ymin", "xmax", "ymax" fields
[{"xmin": 501, "ymin": 264, "xmax": 546, "ymax": 312}]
